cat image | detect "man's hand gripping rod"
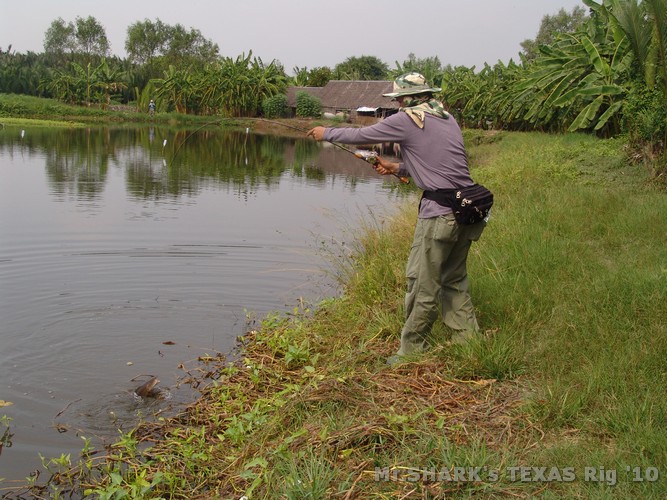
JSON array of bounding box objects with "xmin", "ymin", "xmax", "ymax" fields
[{"xmin": 351, "ymin": 149, "xmax": 409, "ymax": 184}]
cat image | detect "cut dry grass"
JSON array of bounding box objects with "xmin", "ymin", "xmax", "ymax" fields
[{"xmin": 105, "ymin": 324, "xmax": 538, "ymax": 499}]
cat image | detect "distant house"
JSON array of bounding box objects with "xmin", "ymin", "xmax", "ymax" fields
[{"xmin": 286, "ymin": 80, "xmax": 399, "ymax": 123}]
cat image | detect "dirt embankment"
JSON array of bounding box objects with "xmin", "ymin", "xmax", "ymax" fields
[{"xmin": 244, "ymin": 117, "xmax": 358, "ymax": 138}]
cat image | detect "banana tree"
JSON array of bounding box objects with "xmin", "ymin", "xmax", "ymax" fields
[
  {"xmin": 207, "ymin": 52, "xmax": 287, "ymax": 117},
  {"xmin": 40, "ymin": 68, "xmax": 78, "ymax": 104},
  {"xmin": 472, "ymin": 61, "xmax": 525, "ymax": 129},
  {"xmin": 291, "ymin": 66, "xmax": 310, "ymax": 86},
  {"xmin": 93, "ymin": 59, "xmax": 127, "ymax": 109},
  {"xmin": 440, "ymin": 66, "xmax": 484, "ymax": 127},
  {"xmin": 248, "ymin": 57, "xmax": 288, "ymax": 114},
  {"xmin": 213, "ymin": 53, "xmax": 255, "ymax": 117},
  {"xmin": 153, "ymin": 65, "xmax": 193, "ymax": 113},
  {"xmin": 510, "ymin": 2, "xmax": 632, "ymax": 135},
  {"xmin": 557, "ymin": 34, "xmax": 630, "ymax": 132}
]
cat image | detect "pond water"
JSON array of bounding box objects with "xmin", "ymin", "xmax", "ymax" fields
[{"xmin": 0, "ymin": 124, "xmax": 407, "ymax": 483}]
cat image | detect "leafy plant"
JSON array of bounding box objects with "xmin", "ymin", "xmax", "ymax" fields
[
  {"xmin": 623, "ymin": 82, "xmax": 667, "ymax": 143},
  {"xmin": 333, "ymin": 55, "xmax": 389, "ymax": 80},
  {"xmin": 262, "ymin": 94, "xmax": 288, "ymax": 118},
  {"xmin": 295, "ymin": 91, "xmax": 321, "ymax": 118}
]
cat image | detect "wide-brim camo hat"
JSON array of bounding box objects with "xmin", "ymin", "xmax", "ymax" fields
[{"xmin": 383, "ymin": 72, "xmax": 441, "ymax": 99}]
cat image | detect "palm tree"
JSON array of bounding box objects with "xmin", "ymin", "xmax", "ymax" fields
[{"xmin": 601, "ymin": 0, "xmax": 667, "ymax": 93}]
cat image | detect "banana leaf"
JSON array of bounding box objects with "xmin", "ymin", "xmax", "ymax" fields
[
  {"xmin": 582, "ymin": 37, "xmax": 610, "ymax": 77},
  {"xmin": 568, "ymin": 95, "xmax": 604, "ymax": 131},
  {"xmin": 594, "ymin": 101, "xmax": 623, "ymax": 130}
]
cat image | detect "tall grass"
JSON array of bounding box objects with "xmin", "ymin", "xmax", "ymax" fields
[
  {"xmin": 11, "ymin": 130, "xmax": 666, "ymax": 498},
  {"xmin": 468, "ymin": 131, "xmax": 667, "ymax": 497}
]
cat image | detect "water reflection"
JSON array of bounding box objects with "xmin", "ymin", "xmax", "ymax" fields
[{"xmin": 0, "ymin": 126, "xmax": 376, "ymax": 202}]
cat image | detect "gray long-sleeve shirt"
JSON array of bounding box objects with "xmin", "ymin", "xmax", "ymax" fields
[{"xmin": 324, "ymin": 111, "xmax": 475, "ymax": 218}]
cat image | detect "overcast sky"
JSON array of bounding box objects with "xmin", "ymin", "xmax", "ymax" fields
[{"xmin": 1, "ymin": 0, "xmax": 584, "ymax": 74}]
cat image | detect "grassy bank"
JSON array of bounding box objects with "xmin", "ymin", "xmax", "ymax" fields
[
  {"xmin": 5, "ymin": 128, "xmax": 667, "ymax": 498},
  {"xmin": 0, "ymin": 93, "xmax": 237, "ymax": 128},
  {"xmin": 0, "ymin": 93, "xmax": 335, "ymax": 136}
]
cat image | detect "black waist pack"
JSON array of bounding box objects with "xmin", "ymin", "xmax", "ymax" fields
[{"xmin": 422, "ymin": 184, "xmax": 494, "ymax": 225}]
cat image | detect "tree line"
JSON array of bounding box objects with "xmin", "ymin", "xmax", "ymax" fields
[{"xmin": 0, "ymin": 0, "xmax": 665, "ymax": 165}]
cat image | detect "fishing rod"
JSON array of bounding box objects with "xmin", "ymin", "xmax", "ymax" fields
[{"xmin": 256, "ymin": 118, "xmax": 409, "ymax": 184}]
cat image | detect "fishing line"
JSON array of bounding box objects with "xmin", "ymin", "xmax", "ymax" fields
[
  {"xmin": 165, "ymin": 119, "xmax": 222, "ymax": 167},
  {"xmin": 256, "ymin": 118, "xmax": 409, "ymax": 184}
]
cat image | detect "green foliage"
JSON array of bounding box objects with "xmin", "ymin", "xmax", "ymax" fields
[
  {"xmin": 0, "ymin": 93, "xmax": 100, "ymax": 118},
  {"xmin": 433, "ymin": 0, "xmax": 667, "ymax": 162},
  {"xmin": 262, "ymin": 94, "xmax": 289, "ymax": 118},
  {"xmin": 211, "ymin": 53, "xmax": 286, "ymax": 117},
  {"xmin": 150, "ymin": 52, "xmax": 287, "ymax": 116},
  {"xmin": 441, "ymin": 61, "xmax": 525, "ymax": 130},
  {"xmin": 446, "ymin": 334, "xmax": 525, "ymax": 381},
  {"xmin": 39, "ymin": 58, "xmax": 128, "ymax": 106},
  {"xmin": 295, "ymin": 90, "xmax": 321, "ymax": 118},
  {"xmin": 306, "ymin": 66, "xmax": 333, "ymax": 87},
  {"xmin": 44, "ymin": 16, "xmax": 109, "ymax": 58},
  {"xmin": 608, "ymin": 0, "xmax": 667, "ymax": 156},
  {"xmin": 519, "ymin": 33, "xmax": 628, "ymax": 134},
  {"xmin": 520, "ymin": 6, "xmax": 589, "ymax": 61},
  {"xmin": 290, "ymin": 66, "xmax": 332, "ymax": 87},
  {"xmin": 291, "ymin": 66, "xmax": 310, "ymax": 86},
  {"xmin": 480, "ymin": 4, "xmax": 632, "ymax": 135},
  {"xmin": 275, "ymin": 448, "xmax": 337, "ymax": 499},
  {"xmin": 161, "ymin": 23, "xmax": 220, "ymax": 69},
  {"xmin": 43, "ymin": 17, "xmax": 76, "ymax": 55},
  {"xmin": 392, "ymin": 52, "xmax": 445, "ymax": 87},
  {"xmin": 74, "ymin": 16, "xmax": 110, "ymax": 58},
  {"xmin": 0, "ymin": 49, "xmax": 51, "ymax": 95},
  {"xmin": 334, "ymin": 55, "xmax": 389, "ymax": 80},
  {"xmin": 623, "ymin": 82, "xmax": 667, "ymax": 143},
  {"xmin": 125, "ymin": 18, "xmax": 220, "ymax": 72},
  {"xmin": 433, "ymin": 0, "xmax": 664, "ymax": 155},
  {"xmin": 125, "ymin": 18, "xmax": 170, "ymax": 65}
]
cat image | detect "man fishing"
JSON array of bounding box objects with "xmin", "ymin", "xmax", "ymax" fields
[{"xmin": 307, "ymin": 72, "xmax": 486, "ymax": 365}]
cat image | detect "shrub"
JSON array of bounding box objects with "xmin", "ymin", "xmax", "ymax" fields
[
  {"xmin": 622, "ymin": 83, "xmax": 667, "ymax": 177},
  {"xmin": 295, "ymin": 91, "xmax": 321, "ymax": 118},
  {"xmin": 623, "ymin": 83, "xmax": 667, "ymax": 145},
  {"xmin": 262, "ymin": 94, "xmax": 289, "ymax": 118}
]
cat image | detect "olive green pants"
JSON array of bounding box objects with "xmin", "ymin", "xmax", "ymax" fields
[{"xmin": 397, "ymin": 215, "xmax": 485, "ymax": 356}]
